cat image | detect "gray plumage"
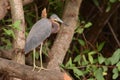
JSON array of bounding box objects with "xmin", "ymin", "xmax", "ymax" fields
[
  {"xmin": 24, "ymin": 14, "xmax": 64, "ymax": 54},
  {"xmin": 25, "ymin": 18, "xmax": 52, "ymax": 54}
]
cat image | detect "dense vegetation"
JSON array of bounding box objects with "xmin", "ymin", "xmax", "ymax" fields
[{"xmin": 0, "ymin": 0, "xmax": 120, "ymax": 80}]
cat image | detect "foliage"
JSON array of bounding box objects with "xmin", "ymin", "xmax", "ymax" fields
[
  {"xmin": 62, "ymin": 42, "xmax": 120, "ymax": 79},
  {"xmin": 75, "ymin": 21, "xmax": 92, "ymax": 34},
  {"xmin": 62, "ymin": 20, "xmax": 120, "ymax": 79},
  {"xmin": 1, "ymin": 20, "xmax": 21, "ymax": 49},
  {"xmin": 0, "ymin": 0, "xmax": 120, "ymax": 80},
  {"xmin": 49, "ymin": 0, "xmax": 64, "ymax": 17},
  {"xmin": 92, "ymin": 0, "xmax": 119, "ymax": 12}
]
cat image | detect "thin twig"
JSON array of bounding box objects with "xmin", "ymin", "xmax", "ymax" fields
[
  {"xmin": 34, "ymin": 3, "xmax": 39, "ymax": 21},
  {"xmin": 82, "ymin": 33, "xmax": 96, "ymax": 50},
  {"xmin": 108, "ymin": 22, "xmax": 120, "ymax": 47}
]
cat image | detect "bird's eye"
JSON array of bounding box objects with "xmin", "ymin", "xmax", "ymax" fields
[{"xmin": 54, "ymin": 19, "xmax": 58, "ymax": 21}]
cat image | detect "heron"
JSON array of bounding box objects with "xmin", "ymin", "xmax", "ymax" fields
[{"xmin": 24, "ymin": 14, "xmax": 64, "ymax": 71}]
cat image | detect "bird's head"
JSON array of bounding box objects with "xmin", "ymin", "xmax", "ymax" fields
[
  {"xmin": 50, "ymin": 14, "xmax": 69, "ymax": 33},
  {"xmin": 50, "ymin": 14, "xmax": 64, "ymax": 33},
  {"xmin": 50, "ymin": 14, "xmax": 63, "ymax": 24}
]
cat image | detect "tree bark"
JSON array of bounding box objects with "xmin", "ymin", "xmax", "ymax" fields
[
  {"xmin": 0, "ymin": 0, "xmax": 33, "ymax": 20},
  {"xmin": 0, "ymin": 0, "xmax": 9, "ymax": 20},
  {"xmin": 0, "ymin": 58, "xmax": 71, "ymax": 80},
  {"xmin": 9, "ymin": 0, "xmax": 26, "ymax": 80},
  {"xmin": 47, "ymin": 0, "xmax": 82, "ymax": 70},
  {"xmin": 9, "ymin": 0, "xmax": 25, "ymax": 64}
]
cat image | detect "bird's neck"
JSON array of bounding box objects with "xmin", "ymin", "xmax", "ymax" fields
[{"xmin": 51, "ymin": 20, "xmax": 60, "ymax": 33}]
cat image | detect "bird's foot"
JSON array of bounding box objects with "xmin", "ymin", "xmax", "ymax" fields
[
  {"xmin": 32, "ymin": 65, "xmax": 41, "ymax": 71},
  {"xmin": 38, "ymin": 66, "xmax": 49, "ymax": 72},
  {"xmin": 32, "ymin": 65, "xmax": 49, "ymax": 72}
]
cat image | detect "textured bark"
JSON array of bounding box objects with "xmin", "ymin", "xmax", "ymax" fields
[
  {"xmin": 9, "ymin": 0, "xmax": 26, "ymax": 80},
  {"xmin": 0, "ymin": 49, "xmax": 13, "ymax": 60},
  {"xmin": 0, "ymin": 58, "xmax": 69, "ymax": 80},
  {"xmin": 23, "ymin": 0, "xmax": 33, "ymax": 5},
  {"xmin": 47, "ymin": 0, "xmax": 82, "ymax": 70},
  {"xmin": 0, "ymin": 0, "xmax": 33, "ymax": 20},
  {"xmin": 0, "ymin": 0, "xmax": 9, "ymax": 20},
  {"xmin": 9, "ymin": 0, "xmax": 25, "ymax": 64}
]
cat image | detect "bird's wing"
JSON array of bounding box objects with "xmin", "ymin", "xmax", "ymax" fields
[{"xmin": 25, "ymin": 18, "xmax": 52, "ymax": 54}]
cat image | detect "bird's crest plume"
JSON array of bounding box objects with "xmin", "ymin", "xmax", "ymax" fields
[{"xmin": 41, "ymin": 8, "xmax": 47, "ymax": 18}]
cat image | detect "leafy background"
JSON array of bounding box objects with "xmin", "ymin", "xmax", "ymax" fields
[{"xmin": 0, "ymin": 0, "xmax": 120, "ymax": 80}]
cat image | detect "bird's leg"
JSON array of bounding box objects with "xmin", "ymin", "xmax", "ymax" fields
[
  {"xmin": 38, "ymin": 42, "xmax": 48, "ymax": 71},
  {"xmin": 40, "ymin": 43, "xmax": 43, "ymax": 68},
  {"xmin": 32, "ymin": 49, "xmax": 36, "ymax": 71},
  {"xmin": 32, "ymin": 49, "xmax": 39, "ymax": 71}
]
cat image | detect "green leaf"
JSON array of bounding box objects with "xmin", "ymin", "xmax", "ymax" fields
[
  {"xmin": 84, "ymin": 22, "xmax": 92, "ymax": 28},
  {"xmin": 94, "ymin": 68, "xmax": 105, "ymax": 80},
  {"xmin": 42, "ymin": 43, "xmax": 49, "ymax": 56},
  {"xmin": 76, "ymin": 28, "xmax": 84, "ymax": 34},
  {"xmin": 3, "ymin": 29, "xmax": 12, "ymax": 35},
  {"xmin": 113, "ymin": 67, "xmax": 118, "ymax": 73},
  {"xmin": 106, "ymin": 3, "xmax": 111, "ymax": 12},
  {"xmin": 65, "ymin": 57, "xmax": 74, "ymax": 69},
  {"xmin": 112, "ymin": 68, "xmax": 119, "ymax": 79},
  {"xmin": 88, "ymin": 51, "xmax": 97, "ymax": 55},
  {"xmin": 88, "ymin": 54, "xmax": 93, "ymax": 64},
  {"xmin": 82, "ymin": 55, "xmax": 89, "ymax": 65},
  {"xmin": 35, "ymin": 52, "xmax": 39, "ymax": 60},
  {"xmin": 109, "ymin": 0, "xmax": 117, "ymax": 3},
  {"xmin": 32, "ymin": 51, "xmax": 39, "ymax": 60},
  {"xmin": 74, "ymin": 46, "xmax": 79, "ymax": 53},
  {"xmin": 91, "ymin": 65, "xmax": 98, "ymax": 72},
  {"xmin": 82, "ymin": 49, "xmax": 90, "ymax": 54},
  {"xmin": 73, "ymin": 67, "xmax": 83, "ymax": 76},
  {"xmin": 113, "ymin": 73, "xmax": 118, "ymax": 79},
  {"xmin": 1, "ymin": 38, "xmax": 12, "ymax": 49},
  {"xmin": 116, "ymin": 61, "xmax": 120, "ymax": 71},
  {"xmin": 109, "ymin": 49, "xmax": 120, "ymax": 65},
  {"xmin": 97, "ymin": 42, "xmax": 105, "ymax": 52},
  {"xmin": 92, "ymin": 0, "xmax": 99, "ymax": 7},
  {"xmin": 3, "ymin": 29, "xmax": 15, "ymax": 39},
  {"xmin": 60, "ymin": 64, "xmax": 65, "ymax": 68},
  {"xmin": 102, "ymin": 66, "xmax": 108, "ymax": 76},
  {"xmin": 88, "ymin": 79, "xmax": 94, "ymax": 80},
  {"xmin": 12, "ymin": 20, "xmax": 21, "ymax": 30},
  {"xmin": 102, "ymin": 66, "xmax": 108, "ymax": 72},
  {"xmin": 78, "ymin": 39, "xmax": 85, "ymax": 46},
  {"xmin": 74, "ymin": 55, "xmax": 81, "ymax": 65},
  {"xmin": 88, "ymin": 51, "xmax": 96, "ymax": 64},
  {"xmin": 98, "ymin": 54, "xmax": 106, "ymax": 64},
  {"xmin": 68, "ymin": 50, "xmax": 72, "ymax": 54},
  {"xmin": 105, "ymin": 58, "xmax": 111, "ymax": 65}
]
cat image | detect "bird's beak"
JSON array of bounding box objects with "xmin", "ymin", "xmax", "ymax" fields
[
  {"xmin": 57, "ymin": 18, "xmax": 64, "ymax": 23},
  {"xmin": 57, "ymin": 18, "xmax": 69, "ymax": 26}
]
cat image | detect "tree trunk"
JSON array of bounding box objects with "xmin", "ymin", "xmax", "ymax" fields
[
  {"xmin": 9, "ymin": 0, "xmax": 25, "ymax": 64},
  {"xmin": 47, "ymin": 0, "xmax": 83, "ymax": 70},
  {"xmin": 9, "ymin": 0, "xmax": 25, "ymax": 79}
]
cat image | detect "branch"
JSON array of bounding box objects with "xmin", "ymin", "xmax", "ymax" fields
[
  {"xmin": 108, "ymin": 22, "xmax": 120, "ymax": 47},
  {"xmin": 0, "ymin": 49, "xmax": 13, "ymax": 60},
  {"xmin": 9, "ymin": 2, "xmax": 25, "ymax": 79},
  {"xmin": 23, "ymin": 0, "xmax": 33, "ymax": 5},
  {"xmin": 86, "ymin": 2, "xmax": 120, "ymax": 44},
  {"xmin": 0, "ymin": 0, "xmax": 9, "ymax": 20},
  {"xmin": 47, "ymin": 0, "xmax": 83, "ymax": 70},
  {"xmin": 0, "ymin": 0, "xmax": 33, "ymax": 20},
  {"xmin": 9, "ymin": 0, "xmax": 25, "ymax": 64},
  {"xmin": 0, "ymin": 58, "xmax": 65, "ymax": 80}
]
